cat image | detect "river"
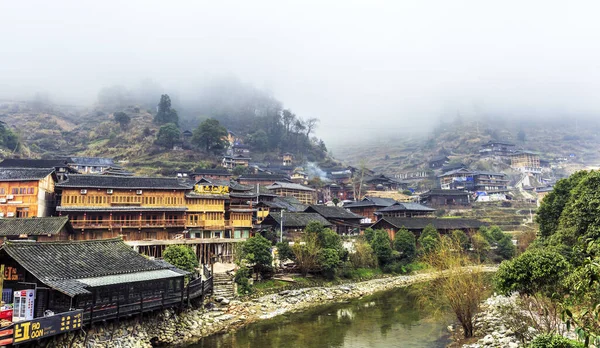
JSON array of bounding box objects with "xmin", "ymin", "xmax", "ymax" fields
[{"xmin": 189, "ymin": 285, "xmax": 453, "ymax": 348}]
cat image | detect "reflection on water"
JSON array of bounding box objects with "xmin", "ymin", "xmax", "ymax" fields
[{"xmin": 189, "ymin": 285, "xmax": 452, "ymax": 348}]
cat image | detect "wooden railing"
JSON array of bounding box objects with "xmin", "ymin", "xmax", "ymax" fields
[{"xmin": 70, "ymin": 219, "xmax": 186, "ymax": 229}]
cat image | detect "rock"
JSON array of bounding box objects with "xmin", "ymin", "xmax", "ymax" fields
[
  {"xmin": 279, "ymin": 290, "xmax": 291, "ymax": 296},
  {"xmin": 482, "ymin": 334, "xmax": 494, "ymax": 345},
  {"xmin": 221, "ymin": 298, "xmax": 230, "ymax": 305},
  {"xmin": 508, "ymin": 342, "xmax": 519, "ymax": 348},
  {"xmin": 215, "ymin": 297, "xmax": 224, "ymax": 303}
]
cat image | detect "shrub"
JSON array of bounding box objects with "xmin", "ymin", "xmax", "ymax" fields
[
  {"xmin": 451, "ymin": 230, "xmax": 470, "ymax": 251},
  {"xmin": 529, "ymin": 334, "xmax": 584, "ymax": 348},
  {"xmin": 370, "ymin": 230, "xmax": 393, "ymax": 266},
  {"xmin": 163, "ymin": 245, "xmax": 198, "ymax": 273},
  {"xmin": 394, "ymin": 228, "xmax": 417, "ymax": 262},
  {"xmin": 234, "ymin": 266, "xmax": 253, "ymax": 295},
  {"xmin": 350, "ymin": 240, "xmax": 378, "ymax": 268},
  {"xmin": 382, "ymin": 261, "xmax": 407, "ymax": 274}
]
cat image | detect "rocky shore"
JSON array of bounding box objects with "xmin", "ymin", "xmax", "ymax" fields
[{"xmin": 45, "ymin": 266, "xmax": 496, "ymax": 348}]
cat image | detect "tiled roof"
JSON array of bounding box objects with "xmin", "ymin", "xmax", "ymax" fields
[
  {"xmin": 261, "ymin": 212, "xmax": 331, "ymax": 228},
  {"xmin": 344, "ymin": 196, "xmax": 397, "ymax": 208},
  {"xmin": 371, "ymin": 217, "xmax": 488, "ymax": 230},
  {"xmin": 438, "ymin": 168, "xmax": 475, "ymax": 177},
  {"xmin": 0, "ymin": 158, "xmax": 71, "ymax": 168},
  {"xmin": 192, "ymin": 169, "xmax": 231, "ymax": 175},
  {"xmin": 0, "ymin": 217, "xmax": 71, "ymax": 236},
  {"xmin": 56, "ymin": 206, "xmax": 188, "ymax": 212},
  {"xmin": 267, "ymin": 181, "xmax": 315, "ymax": 192},
  {"xmin": 304, "ymin": 205, "xmax": 364, "ymax": 220},
  {"xmin": 57, "ymin": 175, "xmax": 194, "ymax": 189},
  {"xmin": 1, "ymin": 238, "xmax": 173, "ymax": 296},
  {"xmin": 0, "ymin": 168, "xmax": 55, "ymax": 181},
  {"xmin": 376, "ymin": 202, "xmax": 436, "ymax": 213},
  {"xmin": 420, "ymin": 189, "xmax": 470, "ymax": 197},
  {"xmin": 259, "ymin": 196, "xmax": 307, "ymax": 212},
  {"xmin": 70, "ymin": 157, "xmax": 114, "ymax": 166},
  {"xmin": 238, "ymin": 174, "xmax": 291, "ymax": 182}
]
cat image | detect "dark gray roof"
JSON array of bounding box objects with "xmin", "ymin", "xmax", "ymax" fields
[
  {"xmin": 261, "ymin": 212, "xmax": 331, "ymax": 228},
  {"xmin": 267, "ymin": 181, "xmax": 315, "ymax": 192},
  {"xmin": 0, "ymin": 158, "xmax": 71, "ymax": 168},
  {"xmin": 438, "ymin": 168, "xmax": 474, "ymax": 177},
  {"xmin": 0, "ymin": 217, "xmax": 71, "ymax": 236},
  {"xmin": 238, "ymin": 174, "xmax": 291, "ymax": 182},
  {"xmin": 376, "ymin": 202, "xmax": 435, "ymax": 213},
  {"xmin": 57, "ymin": 175, "xmax": 194, "ymax": 189},
  {"xmin": 344, "ymin": 196, "xmax": 397, "ymax": 208},
  {"xmin": 1, "ymin": 238, "xmax": 176, "ymax": 296},
  {"xmin": 259, "ymin": 196, "xmax": 307, "ymax": 212},
  {"xmin": 70, "ymin": 157, "xmax": 114, "ymax": 166},
  {"xmin": 0, "ymin": 168, "xmax": 55, "ymax": 181},
  {"xmin": 420, "ymin": 189, "xmax": 470, "ymax": 197},
  {"xmin": 304, "ymin": 205, "xmax": 364, "ymax": 220},
  {"xmin": 371, "ymin": 217, "xmax": 487, "ymax": 230},
  {"xmin": 56, "ymin": 206, "xmax": 188, "ymax": 212},
  {"xmin": 192, "ymin": 169, "xmax": 231, "ymax": 175}
]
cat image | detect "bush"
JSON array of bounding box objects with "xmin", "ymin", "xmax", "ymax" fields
[
  {"xmin": 451, "ymin": 230, "xmax": 470, "ymax": 251},
  {"xmin": 163, "ymin": 245, "xmax": 198, "ymax": 273},
  {"xmin": 234, "ymin": 266, "xmax": 253, "ymax": 295},
  {"xmin": 370, "ymin": 229, "xmax": 393, "ymax": 266},
  {"xmin": 418, "ymin": 224, "xmax": 440, "ymax": 254},
  {"xmin": 276, "ymin": 242, "xmax": 295, "ymax": 263},
  {"xmin": 350, "ymin": 240, "xmax": 378, "ymax": 268},
  {"xmin": 394, "ymin": 228, "xmax": 417, "ymax": 262},
  {"xmin": 497, "ymin": 234, "xmax": 516, "ymax": 260},
  {"xmin": 529, "ymin": 334, "xmax": 584, "ymax": 348},
  {"xmin": 382, "ymin": 261, "xmax": 407, "ymax": 274}
]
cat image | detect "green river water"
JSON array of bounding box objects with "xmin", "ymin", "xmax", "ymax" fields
[{"xmin": 189, "ymin": 285, "xmax": 453, "ymax": 348}]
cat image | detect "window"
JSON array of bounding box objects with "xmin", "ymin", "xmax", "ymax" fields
[
  {"xmin": 11, "ymin": 188, "xmax": 18, "ymax": 194},
  {"xmin": 19, "ymin": 188, "xmax": 26, "ymax": 195},
  {"xmin": 16, "ymin": 207, "xmax": 29, "ymax": 218},
  {"xmin": 27, "ymin": 188, "xmax": 34, "ymax": 195}
]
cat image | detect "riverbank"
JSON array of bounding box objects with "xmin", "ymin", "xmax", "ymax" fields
[{"xmin": 46, "ymin": 266, "xmax": 497, "ymax": 348}]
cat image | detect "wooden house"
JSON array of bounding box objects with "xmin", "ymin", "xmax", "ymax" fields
[
  {"xmin": 303, "ymin": 205, "xmax": 364, "ymax": 235},
  {"xmin": 419, "ymin": 189, "xmax": 471, "ymax": 207},
  {"xmin": 259, "ymin": 212, "xmax": 331, "ymax": 240},
  {"xmin": 222, "ymin": 155, "xmax": 251, "ymax": 169},
  {"xmin": 438, "ymin": 168, "xmax": 475, "ymax": 190},
  {"xmin": 429, "ymin": 156, "xmax": 449, "ymax": 169},
  {"xmin": 0, "ymin": 239, "xmax": 203, "ymax": 330},
  {"xmin": 370, "ymin": 217, "xmax": 488, "ymax": 240},
  {"xmin": 0, "ymin": 168, "xmax": 57, "ymax": 218},
  {"xmin": 473, "ymin": 171, "xmax": 509, "ymax": 193},
  {"xmin": 190, "ymin": 169, "xmax": 232, "ymax": 182},
  {"xmin": 344, "ymin": 196, "xmax": 396, "ymax": 224},
  {"xmin": 0, "ymin": 158, "xmax": 76, "ymax": 181},
  {"xmin": 185, "ymin": 178, "xmax": 230, "ymax": 239},
  {"xmin": 237, "ymin": 174, "xmax": 291, "ymax": 186},
  {"xmin": 0, "ymin": 216, "xmax": 72, "ymax": 243},
  {"xmin": 282, "ymin": 153, "xmax": 294, "ymax": 167},
  {"xmin": 364, "ymin": 174, "xmax": 407, "ymax": 191},
  {"xmin": 479, "ymin": 141, "xmax": 515, "ymax": 157},
  {"xmin": 510, "ymin": 151, "xmax": 541, "ymax": 173},
  {"xmin": 69, "ymin": 157, "xmax": 114, "ymax": 174},
  {"xmin": 266, "ymin": 181, "xmax": 317, "ymax": 205},
  {"xmin": 374, "ymin": 202, "xmax": 435, "ymax": 218}
]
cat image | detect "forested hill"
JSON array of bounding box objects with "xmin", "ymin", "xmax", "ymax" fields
[
  {"xmin": 0, "ymin": 79, "xmax": 333, "ymax": 175},
  {"xmin": 334, "ymin": 115, "xmax": 600, "ymax": 177}
]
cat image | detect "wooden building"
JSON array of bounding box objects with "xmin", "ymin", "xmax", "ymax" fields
[
  {"xmin": 370, "ymin": 217, "xmax": 488, "ymax": 240},
  {"xmin": 267, "ymin": 181, "xmax": 317, "ymax": 205},
  {"xmin": 419, "ymin": 189, "xmax": 471, "ymax": 207},
  {"xmin": 438, "ymin": 168, "xmax": 475, "ymax": 191},
  {"xmin": 69, "ymin": 157, "xmax": 114, "ymax": 174},
  {"xmin": 222, "ymin": 155, "xmax": 251, "ymax": 169},
  {"xmin": 0, "ymin": 168, "xmax": 57, "ymax": 218},
  {"xmin": 479, "ymin": 141, "xmax": 515, "ymax": 157},
  {"xmin": 190, "ymin": 169, "xmax": 232, "ymax": 182},
  {"xmin": 237, "ymin": 174, "xmax": 291, "ymax": 186},
  {"xmin": 0, "ymin": 239, "xmax": 209, "ymax": 328},
  {"xmin": 282, "ymin": 153, "xmax": 294, "ymax": 166},
  {"xmin": 473, "ymin": 171, "xmax": 509, "ymax": 193},
  {"xmin": 429, "ymin": 156, "xmax": 449, "ymax": 169},
  {"xmin": 374, "ymin": 202, "xmax": 435, "ymax": 218},
  {"xmin": 0, "ymin": 216, "xmax": 72, "ymax": 243},
  {"xmin": 260, "ymin": 212, "xmax": 331, "ymax": 240},
  {"xmin": 0, "ymin": 158, "xmax": 76, "ymax": 181},
  {"xmin": 303, "ymin": 205, "xmax": 363, "ymax": 235},
  {"xmin": 510, "ymin": 151, "xmax": 541, "ymax": 173},
  {"xmin": 364, "ymin": 174, "xmax": 407, "ymax": 192},
  {"xmin": 185, "ymin": 179, "xmax": 230, "ymax": 239},
  {"xmin": 344, "ymin": 196, "xmax": 397, "ymax": 224}
]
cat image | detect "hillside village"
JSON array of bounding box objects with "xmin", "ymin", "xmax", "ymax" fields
[{"xmin": 0, "ymin": 96, "xmax": 592, "ymax": 345}]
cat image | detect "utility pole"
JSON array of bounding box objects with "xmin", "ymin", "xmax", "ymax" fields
[{"xmin": 280, "ymin": 210, "xmax": 284, "ymax": 243}]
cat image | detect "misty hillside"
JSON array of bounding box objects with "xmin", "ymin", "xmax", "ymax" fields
[{"xmin": 334, "ymin": 116, "xmax": 600, "ymax": 178}]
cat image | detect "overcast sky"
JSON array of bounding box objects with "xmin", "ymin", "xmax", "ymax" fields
[{"xmin": 2, "ymin": 1, "xmax": 600, "ymax": 143}]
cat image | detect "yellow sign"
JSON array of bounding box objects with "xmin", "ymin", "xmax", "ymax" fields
[
  {"xmin": 194, "ymin": 185, "xmax": 229, "ymax": 195},
  {"xmin": 14, "ymin": 310, "xmax": 83, "ymax": 343}
]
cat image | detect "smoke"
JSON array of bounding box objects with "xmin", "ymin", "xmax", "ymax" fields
[{"xmin": 305, "ymin": 162, "xmax": 330, "ymax": 182}]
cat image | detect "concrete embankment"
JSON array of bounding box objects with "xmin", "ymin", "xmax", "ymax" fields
[{"xmin": 44, "ymin": 266, "xmax": 497, "ymax": 348}]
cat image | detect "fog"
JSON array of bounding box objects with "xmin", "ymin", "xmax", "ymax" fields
[{"xmin": 2, "ymin": 1, "xmax": 600, "ymax": 146}]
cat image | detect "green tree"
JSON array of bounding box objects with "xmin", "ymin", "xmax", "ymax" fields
[
  {"xmin": 0, "ymin": 122, "xmax": 19, "ymax": 151},
  {"xmin": 247, "ymin": 129, "xmax": 269, "ymax": 151},
  {"xmin": 241, "ymin": 235, "xmax": 273, "ymax": 280},
  {"xmin": 471, "ymin": 233, "xmax": 491, "ymax": 261},
  {"xmin": 192, "ymin": 118, "xmax": 228, "ymax": 152},
  {"xmin": 451, "ymin": 230, "xmax": 470, "ymax": 251},
  {"xmin": 318, "ymin": 248, "xmax": 340, "ymax": 279},
  {"xmin": 154, "ymin": 94, "xmax": 179, "ymax": 125},
  {"xmin": 232, "ymin": 165, "xmax": 248, "ymax": 176},
  {"xmin": 163, "ymin": 245, "xmax": 199, "ymax": 273},
  {"xmin": 495, "ymin": 248, "xmax": 570, "ymax": 298},
  {"xmin": 393, "ymin": 228, "xmax": 416, "ymax": 263},
  {"xmin": 529, "ymin": 334, "xmax": 584, "ymax": 348},
  {"xmin": 113, "ymin": 111, "xmax": 130, "ymax": 129},
  {"xmin": 536, "ymin": 171, "xmax": 588, "ymax": 239},
  {"xmin": 363, "ymin": 228, "xmax": 376, "ymax": 244},
  {"xmin": 488, "ymin": 225, "xmax": 505, "ymax": 241},
  {"xmin": 496, "ymin": 234, "xmax": 516, "ymax": 260},
  {"xmin": 370, "ymin": 229, "xmax": 393, "ymax": 266},
  {"xmin": 155, "ymin": 123, "xmax": 180, "ymax": 148},
  {"xmin": 276, "ymin": 242, "xmax": 295, "ymax": 263},
  {"xmin": 418, "ymin": 224, "xmax": 440, "ymax": 253}
]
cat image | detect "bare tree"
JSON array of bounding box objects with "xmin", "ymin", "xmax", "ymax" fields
[{"xmin": 305, "ymin": 118, "xmax": 319, "ymax": 138}]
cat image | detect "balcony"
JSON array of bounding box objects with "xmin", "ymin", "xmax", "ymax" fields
[{"xmin": 70, "ymin": 219, "xmax": 186, "ymax": 229}]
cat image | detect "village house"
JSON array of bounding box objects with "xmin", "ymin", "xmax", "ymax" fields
[
  {"xmin": 189, "ymin": 168, "xmax": 232, "ymax": 182},
  {"xmin": 0, "ymin": 168, "xmax": 57, "ymax": 218},
  {"xmin": 419, "ymin": 189, "xmax": 471, "ymax": 207},
  {"xmin": 232, "ymin": 143, "xmax": 251, "ymax": 155},
  {"xmin": 510, "ymin": 151, "xmax": 541, "ymax": 173},
  {"xmin": 221, "ymin": 154, "xmax": 251, "ymax": 169},
  {"xmin": 0, "ymin": 158, "xmax": 77, "ymax": 181},
  {"xmin": 322, "ymin": 183, "xmax": 355, "ymax": 202},
  {"xmin": 364, "ymin": 174, "xmax": 408, "ymax": 191},
  {"xmin": 254, "ymin": 196, "xmax": 306, "ymax": 223},
  {"xmin": 237, "ymin": 173, "xmax": 291, "ymax": 186},
  {"xmin": 438, "ymin": 168, "xmax": 475, "ymax": 190},
  {"xmin": 303, "ymin": 205, "xmax": 364, "ymax": 235},
  {"xmin": 374, "ymin": 202, "xmax": 436, "ymax": 218},
  {"xmin": 429, "ymin": 155, "xmax": 449, "ymax": 169},
  {"xmin": 473, "ymin": 171, "xmax": 509, "ymax": 193},
  {"xmin": 370, "ymin": 217, "xmax": 488, "ymax": 240},
  {"xmin": 479, "ymin": 141, "xmax": 515, "ymax": 157},
  {"xmin": 266, "ymin": 181, "xmax": 317, "ymax": 205},
  {"xmin": 0, "ymin": 216, "xmax": 72, "ymax": 243},
  {"xmin": 344, "ymin": 196, "xmax": 397, "ymax": 224},
  {"xmin": 290, "ymin": 169, "xmax": 308, "ymax": 185},
  {"xmin": 69, "ymin": 157, "xmax": 114, "ymax": 174},
  {"xmin": 259, "ymin": 212, "xmax": 331, "ymax": 240},
  {"xmin": 0, "ymin": 238, "xmax": 208, "ymax": 340},
  {"xmin": 282, "ymin": 153, "xmax": 294, "ymax": 166}
]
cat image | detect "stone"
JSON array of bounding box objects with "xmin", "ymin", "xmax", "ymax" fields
[{"xmin": 221, "ymin": 298, "xmax": 230, "ymax": 305}]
